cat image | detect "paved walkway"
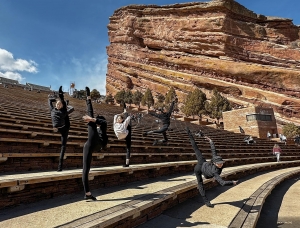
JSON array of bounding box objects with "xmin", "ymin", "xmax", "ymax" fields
[
  {"xmin": 0, "ymin": 164, "xmax": 299, "ymax": 228},
  {"xmin": 137, "ymin": 167, "xmax": 300, "ymax": 228}
]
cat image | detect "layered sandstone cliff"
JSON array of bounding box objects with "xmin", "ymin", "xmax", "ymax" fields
[{"xmin": 106, "ymin": 0, "xmax": 300, "ymax": 118}]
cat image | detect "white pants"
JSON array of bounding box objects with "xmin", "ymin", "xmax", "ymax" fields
[{"xmin": 274, "ymin": 152, "xmax": 280, "ymax": 162}]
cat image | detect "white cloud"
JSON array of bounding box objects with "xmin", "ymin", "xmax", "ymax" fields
[
  {"xmin": 0, "ymin": 71, "xmax": 23, "ymax": 81},
  {"xmin": 0, "ymin": 48, "xmax": 38, "ymax": 82},
  {"xmin": 71, "ymin": 54, "xmax": 107, "ymax": 94}
]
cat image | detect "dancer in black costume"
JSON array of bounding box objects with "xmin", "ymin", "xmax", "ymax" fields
[
  {"xmin": 143, "ymin": 98, "xmax": 177, "ymax": 145},
  {"xmin": 81, "ymin": 87, "xmax": 108, "ymax": 201},
  {"xmin": 186, "ymin": 127, "xmax": 238, "ymax": 207},
  {"xmin": 49, "ymin": 86, "xmax": 71, "ymax": 171}
]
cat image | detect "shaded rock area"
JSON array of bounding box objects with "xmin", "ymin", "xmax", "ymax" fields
[{"xmin": 106, "ymin": 0, "xmax": 300, "ymax": 118}]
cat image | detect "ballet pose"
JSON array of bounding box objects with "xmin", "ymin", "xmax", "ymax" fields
[
  {"xmin": 113, "ymin": 102, "xmax": 132, "ymax": 167},
  {"xmin": 81, "ymin": 87, "xmax": 108, "ymax": 201},
  {"xmin": 143, "ymin": 98, "xmax": 177, "ymax": 145},
  {"xmin": 186, "ymin": 127, "xmax": 238, "ymax": 207},
  {"xmin": 49, "ymin": 86, "xmax": 71, "ymax": 171}
]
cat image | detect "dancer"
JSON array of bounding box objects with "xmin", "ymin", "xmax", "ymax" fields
[
  {"xmin": 195, "ymin": 129, "xmax": 205, "ymax": 137},
  {"xmin": 82, "ymin": 87, "xmax": 108, "ymax": 201},
  {"xmin": 243, "ymin": 135, "xmax": 255, "ymax": 144},
  {"xmin": 143, "ymin": 98, "xmax": 177, "ymax": 145},
  {"xmin": 49, "ymin": 86, "xmax": 71, "ymax": 171},
  {"xmin": 272, "ymin": 143, "xmax": 282, "ymax": 162},
  {"xmin": 113, "ymin": 102, "xmax": 132, "ymax": 167},
  {"xmin": 186, "ymin": 127, "xmax": 238, "ymax": 207}
]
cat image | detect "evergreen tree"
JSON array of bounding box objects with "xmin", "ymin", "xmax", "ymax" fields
[
  {"xmin": 132, "ymin": 90, "xmax": 143, "ymax": 108},
  {"xmin": 165, "ymin": 86, "xmax": 177, "ymax": 105},
  {"xmin": 141, "ymin": 88, "xmax": 154, "ymax": 109},
  {"xmin": 154, "ymin": 94, "xmax": 165, "ymax": 110},
  {"xmin": 283, "ymin": 123, "xmax": 300, "ymax": 138},
  {"xmin": 124, "ymin": 90, "xmax": 133, "ymax": 106},
  {"xmin": 90, "ymin": 89, "xmax": 101, "ymax": 100},
  {"xmin": 75, "ymin": 89, "xmax": 85, "ymax": 99},
  {"xmin": 206, "ymin": 88, "xmax": 232, "ymax": 123},
  {"xmin": 182, "ymin": 88, "xmax": 207, "ymax": 119},
  {"xmin": 164, "ymin": 86, "xmax": 178, "ymax": 112},
  {"xmin": 105, "ymin": 94, "xmax": 114, "ymax": 104},
  {"xmin": 114, "ymin": 89, "xmax": 126, "ymax": 104}
]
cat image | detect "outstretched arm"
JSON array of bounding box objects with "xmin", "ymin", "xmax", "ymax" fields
[
  {"xmin": 213, "ymin": 173, "xmax": 238, "ymax": 186},
  {"xmin": 58, "ymin": 86, "xmax": 67, "ymax": 112},
  {"xmin": 48, "ymin": 98, "xmax": 55, "ymax": 110},
  {"xmin": 148, "ymin": 110, "xmax": 160, "ymax": 118}
]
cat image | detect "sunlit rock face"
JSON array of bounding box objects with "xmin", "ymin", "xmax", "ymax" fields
[{"xmin": 106, "ymin": 0, "xmax": 300, "ymax": 117}]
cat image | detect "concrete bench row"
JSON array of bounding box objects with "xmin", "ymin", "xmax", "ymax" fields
[{"xmin": 58, "ymin": 161, "xmax": 300, "ymax": 228}]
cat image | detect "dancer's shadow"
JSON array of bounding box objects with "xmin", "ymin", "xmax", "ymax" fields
[
  {"xmin": 137, "ymin": 171, "xmax": 272, "ymax": 228},
  {"xmin": 0, "ymin": 174, "xmax": 192, "ymax": 221}
]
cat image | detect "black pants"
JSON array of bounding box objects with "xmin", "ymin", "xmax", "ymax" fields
[
  {"xmin": 58, "ymin": 125, "xmax": 69, "ymax": 147},
  {"xmin": 188, "ymin": 132, "xmax": 207, "ymax": 197},
  {"xmin": 149, "ymin": 124, "xmax": 169, "ymax": 141},
  {"xmin": 82, "ymin": 99, "xmax": 102, "ymax": 193},
  {"xmin": 58, "ymin": 99, "xmax": 70, "ymax": 148},
  {"xmin": 123, "ymin": 112, "xmax": 131, "ymax": 160}
]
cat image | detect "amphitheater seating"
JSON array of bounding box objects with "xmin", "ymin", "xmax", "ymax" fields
[{"xmin": 0, "ymin": 85, "xmax": 300, "ymax": 227}]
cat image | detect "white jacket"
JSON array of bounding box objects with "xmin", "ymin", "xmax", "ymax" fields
[{"xmin": 113, "ymin": 114, "xmax": 131, "ymax": 140}]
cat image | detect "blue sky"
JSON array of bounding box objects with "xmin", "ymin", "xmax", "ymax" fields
[{"xmin": 0, "ymin": 0, "xmax": 299, "ymax": 94}]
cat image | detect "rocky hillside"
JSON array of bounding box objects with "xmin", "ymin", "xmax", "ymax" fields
[{"xmin": 106, "ymin": 0, "xmax": 300, "ymax": 118}]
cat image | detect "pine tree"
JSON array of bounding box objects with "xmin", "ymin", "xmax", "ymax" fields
[
  {"xmin": 283, "ymin": 123, "xmax": 300, "ymax": 138},
  {"xmin": 124, "ymin": 90, "xmax": 133, "ymax": 106},
  {"xmin": 154, "ymin": 94, "xmax": 165, "ymax": 110},
  {"xmin": 141, "ymin": 88, "xmax": 154, "ymax": 109},
  {"xmin": 206, "ymin": 88, "xmax": 232, "ymax": 123},
  {"xmin": 105, "ymin": 94, "xmax": 114, "ymax": 104},
  {"xmin": 114, "ymin": 89, "xmax": 126, "ymax": 104},
  {"xmin": 165, "ymin": 87, "xmax": 177, "ymax": 105},
  {"xmin": 132, "ymin": 90, "xmax": 143, "ymax": 108},
  {"xmin": 90, "ymin": 89, "xmax": 100, "ymax": 100},
  {"xmin": 182, "ymin": 88, "xmax": 207, "ymax": 119}
]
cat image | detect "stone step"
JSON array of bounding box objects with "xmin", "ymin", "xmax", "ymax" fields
[
  {"xmin": 137, "ymin": 167, "xmax": 300, "ymax": 228},
  {"xmin": 1, "ymin": 161, "xmax": 300, "ymax": 228}
]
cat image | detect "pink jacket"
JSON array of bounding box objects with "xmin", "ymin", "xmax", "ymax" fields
[{"xmin": 273, "ymin": 147, "xmax": 282, "ymax": 154}]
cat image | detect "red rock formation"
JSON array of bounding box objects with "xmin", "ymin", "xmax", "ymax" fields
[{"xmin": 106, "ymin": 0, "xmax": 300, "ymax": 118}]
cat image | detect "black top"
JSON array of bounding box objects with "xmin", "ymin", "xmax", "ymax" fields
[
  {"xmin": 49, "ymin": 98, "xmax": 67, "ymax": 128},
  {"xmin": 202, "ymin": 140, "xmax": 233, "ymax": 186},
  {"xmin": 96, "ymin": 117, "xmax": 108, "ymax": 147},
  {"xmin": 149, "ymin": 101, "xmax": 175, "ymax": 125}
]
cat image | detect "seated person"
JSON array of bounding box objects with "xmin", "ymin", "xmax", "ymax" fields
[{"xmin": 244, "ymin": 135, "xmax": 255, "ymax": 144}]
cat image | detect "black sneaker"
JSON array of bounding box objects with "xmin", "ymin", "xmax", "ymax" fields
[
  {"xmin": 84, "ymin": 194, "xmax": 97, "ymax": 201},
  {"xmin": 205, "ymin": 201, "xmax": 214, "ymax": 208},
  {"xmin": 59, "ymin": 86, "xmax": 63, "ymax": 94},
  {"xmin": 123, "ymin": 164, "xmax": 129, "ymax": 167},
  {"xmin": 85, "ymin": 87, "xmax": 90, "ymax": 96}
]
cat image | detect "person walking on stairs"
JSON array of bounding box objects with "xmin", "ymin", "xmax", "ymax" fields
[
  {"xmin": 186, "ymin": 127, "xmax": 238, "ymax": 208},
  {"xmin": 49, "ymin": 86, "xmax": 71, "ymax": 171},
  {"xmin": 273, "ymin": 143, "xmax": 282, "ymax": 162},
  {"xmin": 82, "ymin": 87, "xmax": 108, "ymax": 201},
  {"xmin": 143, "ymin": 98, "xmax": 178, "ymax": 145},
  {"xmin": 113, "ymin": 102, "xmax": 132, "ymax": 167}
]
